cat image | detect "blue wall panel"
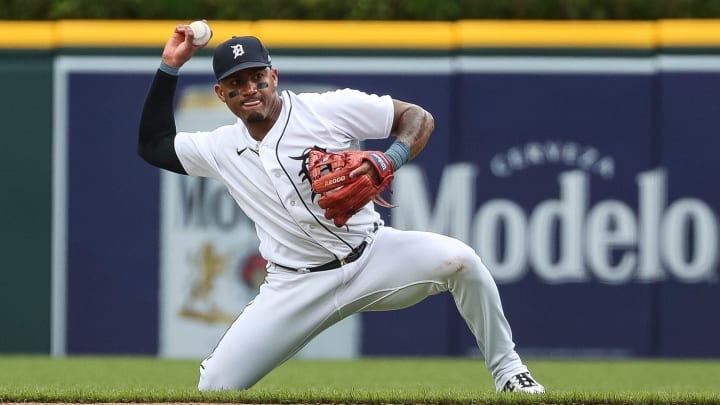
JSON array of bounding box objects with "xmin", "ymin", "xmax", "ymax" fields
[
  {"xmin": 66, "ymin": 73, "xmax": 161, "ymax": 353},
  {"xmin": 61, "ymin": 58, "xmax": 720, "ymax": 357},
  {"xmin": 656, "ymin": 72, "xmax": 720, "ymax": 357}
]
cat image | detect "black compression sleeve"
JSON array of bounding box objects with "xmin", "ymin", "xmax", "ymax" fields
[{"xmin": 138, "ymin": 69, "xmax": 187, "ymax": 175}]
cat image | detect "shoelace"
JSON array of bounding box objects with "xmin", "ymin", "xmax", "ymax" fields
[{"xmin": 507, "ymin": 373, "xmax": 538, "ymax": 389}]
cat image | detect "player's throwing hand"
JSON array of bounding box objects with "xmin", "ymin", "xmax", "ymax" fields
[{"xmin": 161, "ymin": 20, "xmax": 213, "ymax": 69}]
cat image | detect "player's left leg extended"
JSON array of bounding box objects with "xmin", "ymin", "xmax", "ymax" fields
[{"xmin": 337, "ymin": 226, "xmax": 540, "ymax": 392}]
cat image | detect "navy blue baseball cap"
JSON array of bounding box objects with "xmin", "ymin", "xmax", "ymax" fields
[{"xmin": 213, "ymin": 36, "xmax": 272, "ymax": 81}]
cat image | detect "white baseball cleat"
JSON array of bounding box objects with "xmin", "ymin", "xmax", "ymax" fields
[{"xmin": 501, "ymin": 372, "xmax": 546, "ymax": 394}]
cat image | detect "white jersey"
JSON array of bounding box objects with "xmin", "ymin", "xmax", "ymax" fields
[{"xmin": 174, "ymin": 89, "xmax": 394, "ymax": 269}]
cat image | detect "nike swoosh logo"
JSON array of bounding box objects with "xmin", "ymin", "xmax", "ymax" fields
[{"xmin": 236, "ymin": 147, "xmax": 247, "ymax": 156}]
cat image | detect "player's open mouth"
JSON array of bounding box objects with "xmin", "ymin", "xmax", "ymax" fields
[{"xmin": 242, "ymin": 99, "xmax": 262, "ymax": 108}]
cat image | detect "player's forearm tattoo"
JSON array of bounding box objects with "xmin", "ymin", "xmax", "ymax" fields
[{"xmin": 396, "ymin": 108, "xmax": 433, "ymax": 159}]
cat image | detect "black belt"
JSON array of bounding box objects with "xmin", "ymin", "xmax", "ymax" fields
[{"xmin": 276, "ymin": 241, "xmax": 368, "ymax": 273}]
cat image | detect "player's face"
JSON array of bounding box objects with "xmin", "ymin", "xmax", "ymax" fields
[{"xmin": 215, "ymin": 67, "xmax": 279, "ymax": 123}]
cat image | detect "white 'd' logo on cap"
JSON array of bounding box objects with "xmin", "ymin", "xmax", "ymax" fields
[{"xmin": 231, "ymin": 44, "xmax": 245, "ymax": 59}]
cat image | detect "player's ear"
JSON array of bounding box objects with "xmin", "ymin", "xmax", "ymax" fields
[{"xmin": 214, "ymin": 83, "xmax": 226, "ymax": 103}]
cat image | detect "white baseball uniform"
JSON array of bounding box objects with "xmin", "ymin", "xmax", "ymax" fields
[{"xmin": 173, "ymin": 89, "xmax": 530, "ymax": 392}]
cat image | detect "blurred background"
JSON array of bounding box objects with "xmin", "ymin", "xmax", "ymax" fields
[
  {"xmin": 5, "ymin": 0, "xmax": 720, "ymax": 20},
  {"xmin": 2, "ymin": 0, "xmax": 720, "ymax": 361}
]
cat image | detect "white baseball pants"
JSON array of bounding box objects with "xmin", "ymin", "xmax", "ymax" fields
[{"xmin": 198, "ymin": 226, "xmax": 529, "ymax": 392}]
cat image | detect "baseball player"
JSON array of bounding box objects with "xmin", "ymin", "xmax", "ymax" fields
[{"xmin": 138, "ymin": 22, "xmax": 545, "ymax": 394}]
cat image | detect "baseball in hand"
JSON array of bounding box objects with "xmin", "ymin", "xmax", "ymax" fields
[{"xmin": 189, "ymin": 20, "xmax": 211, "ymax": 46}]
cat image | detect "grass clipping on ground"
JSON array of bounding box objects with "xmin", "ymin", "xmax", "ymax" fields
[{"xmin": 0, "ymin": 356, "xmax": 719, "ymax": 404}]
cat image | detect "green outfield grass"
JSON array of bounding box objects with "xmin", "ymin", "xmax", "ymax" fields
[{"xmin": 0, "ymin": 356, "xmax": 718, "ymax": 404}]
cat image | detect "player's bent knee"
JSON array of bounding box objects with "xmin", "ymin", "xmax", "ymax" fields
[
  {"xmin": 441, "ymin": 240, "xmax": 496, "ymax": 284},
  {"xmin": 198, "ymin": 375, "xmax": 251, "ymax": 392},
  {"xmin": 441, "ymin": 241, "xmax": 481, "ymax": 271},
  {"xmin": 197, "ymin": 369, "xmax": 223, "ymax": 392},
  {"xmin": 198, "ymin": 363, "xmax": 252, "ymax": 392}
]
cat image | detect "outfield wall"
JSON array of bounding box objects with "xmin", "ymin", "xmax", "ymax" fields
[
  {"xmin": 0, "ymin": 51, "xmax": 53, "ymax": 353},
  {"xmin": 1, "ymin": 20, "xmax": 719, "ymax": 358}
]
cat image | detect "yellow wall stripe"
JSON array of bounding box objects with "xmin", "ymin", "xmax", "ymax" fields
[
  {"xmin": 254, "ymin": 20, "xmax": 454, "ymax": 49},
  {"xmin": 2, "ymin": 19, "xmax": 720, "ymax": 50},
  {"xmin": 456, "ymin": 20, "xmax": 657, "ymax": 48},
  {"xmin": 57, "ymin": 20, "xmax": 178, "ymax": 47},
  {"xmin": 658, "ymin": 19, "xmax": 720, "ymax": 46},
  {"xmin": 0, "ymin": 21, "xmax": 56, "ymax": 49}
]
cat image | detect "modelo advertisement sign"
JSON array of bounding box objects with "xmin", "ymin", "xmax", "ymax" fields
[
  {"xmin": 362, "ymin": 59, "xmax": 720, "ymax": 358},
  {"xmin": 56, "ymin": 55, "xmax": 719, "ymax": 357}
]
